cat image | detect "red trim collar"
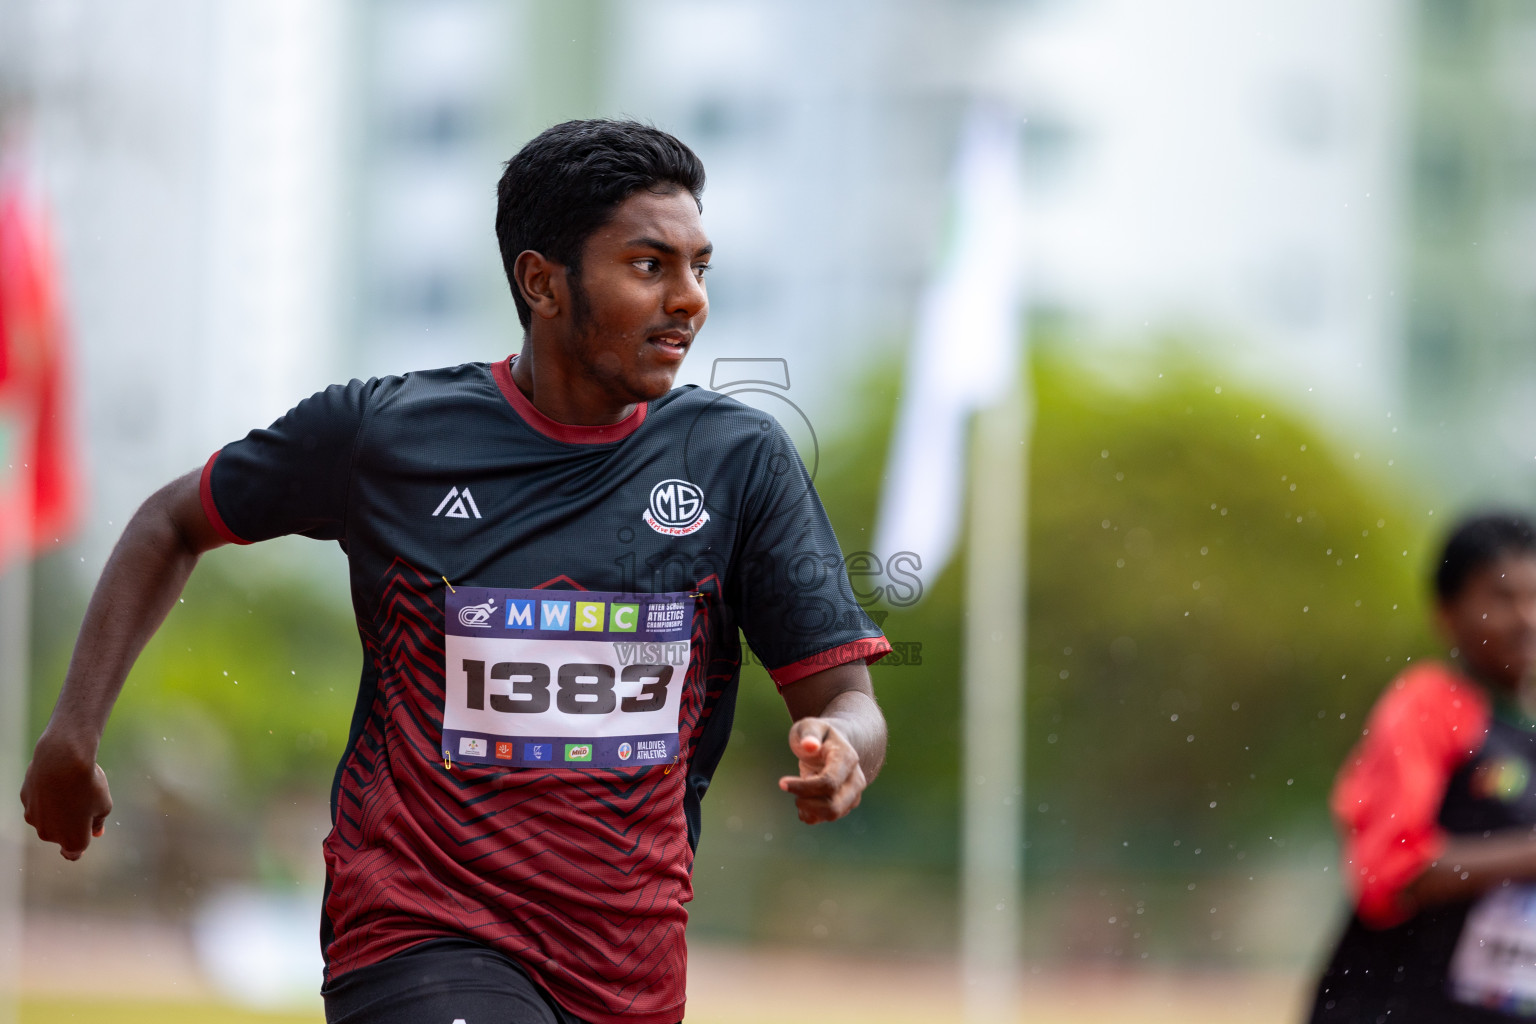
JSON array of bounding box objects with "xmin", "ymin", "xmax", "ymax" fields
[{"xmin": 492, "ymin": 356, "xmax": 648, "ymax": 444}]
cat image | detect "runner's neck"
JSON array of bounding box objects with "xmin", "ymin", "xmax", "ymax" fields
[{"xmin": 507, "ymin": 352, "xmax": 642, "ymax": 427}]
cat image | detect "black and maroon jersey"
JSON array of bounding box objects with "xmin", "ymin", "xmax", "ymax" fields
[
  {"xmin": 1311, "ymin": 664, "xmax": 1536, "ymax": 1023},
  {"xmin": 199, "ymin": 355, "xmax": 889, "ymax": 1024}
]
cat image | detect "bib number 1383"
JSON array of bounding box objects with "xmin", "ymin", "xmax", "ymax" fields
[{"xmin": 442, "ymin": 587, "xmax": 693, "ymax": 769}]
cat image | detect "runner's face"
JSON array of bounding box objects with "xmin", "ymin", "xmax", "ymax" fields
[
  {"xmin": 1439, "ymin": 554, "xmax": 1536, "ymax": 689},
  {"xmin": 566, "ymin": 188, "xmax": 711, "ymax": 402}
]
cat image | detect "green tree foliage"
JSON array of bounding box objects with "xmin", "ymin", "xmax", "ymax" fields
[
  {"xmin": 31, "ymin": 349, "xmax": 1445, "ymax": 951},
  {"xmin": 34, "ymin": 547, "xmax": 360, "ymax": 813},
  {"xmin": 1021, "ymin": 352, "xmax": 1438, "ymax": 875},
  {"xmin": 720, "ymin": 348, "xmax": 1440, "ymax": 884}
]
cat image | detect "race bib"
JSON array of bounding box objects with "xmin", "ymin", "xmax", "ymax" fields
[
  {"xmin": 1449, "ymin": 883, "xmax": 1536, "ymax": 1016},
  {"xmin": 442, "ymin": 587, "xmax": 693, "ymax": 770}
]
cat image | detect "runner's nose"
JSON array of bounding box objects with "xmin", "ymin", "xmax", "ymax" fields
[{"xmin": 666, "ymin": 266, "xmax": 707, "ymax": 322}]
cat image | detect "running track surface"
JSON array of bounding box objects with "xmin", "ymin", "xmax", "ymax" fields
[{"xmin": 17, "ymin": 913, "xmax": 1308, "ymax": 1023}]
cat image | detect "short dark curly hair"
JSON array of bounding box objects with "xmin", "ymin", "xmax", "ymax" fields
[
  {"xmin": 495, "ymin": 119, "xmax": 706, "ymax": 329},
  {"xmin": 1434, "ymin": 512, "xmax": 1536, "ymax": 602}
]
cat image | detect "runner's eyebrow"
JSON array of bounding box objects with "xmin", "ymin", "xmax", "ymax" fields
[{"xmin": 627, "ymin": 237, "xmax": 714, "ymax": 259}]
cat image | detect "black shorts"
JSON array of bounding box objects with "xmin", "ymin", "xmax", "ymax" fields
[{"xmin": 322, "ymin": 937, "xmax": 591, "ymax": 1024}]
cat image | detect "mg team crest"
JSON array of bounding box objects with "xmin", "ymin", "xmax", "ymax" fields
[{"xmin": 644, "ymin": 478, "xmax": 709, "ymax": 536}]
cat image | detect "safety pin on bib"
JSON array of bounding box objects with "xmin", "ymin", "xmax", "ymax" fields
[{"xmin": 443, "ymin": 750, "xmax": 452, "ymax": 771}]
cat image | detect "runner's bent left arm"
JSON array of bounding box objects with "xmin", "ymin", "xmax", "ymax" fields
[{"xmin": 778, "ymin": 661, "xmax": 887, "ymax": 824}]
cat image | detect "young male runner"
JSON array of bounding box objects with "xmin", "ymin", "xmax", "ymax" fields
[
  {"xmin": 1310, "ymin": 514, "xmax": 1536, "ymax": 1022},
  {"xmin": 20, "ymin": 120, "xmax": 891, "ymax": 1024}
]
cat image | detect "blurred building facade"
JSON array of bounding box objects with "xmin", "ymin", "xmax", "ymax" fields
[
  {"xmin": 5, "ymin": 0, "xmax": 350, "ymax": 569},
  {"xmin": 1401, "ymin": 0, "xmax": 1536, "ymax": 486},
  {"xmin": 349, "ymin": 0, "xmax": 517, "ymax": 376},
  {"xmin": 1004, "ymin": 0, "xmax": 1412, "ymax": 420},
  {"xmin": 348, "ymin": 0, "xmax": 969, "ymax": 421},
  {"xmin": 4, "ymin": 0, "xmax": 1535, "ymax": 569}
]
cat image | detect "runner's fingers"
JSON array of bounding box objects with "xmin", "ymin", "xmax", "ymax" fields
[
  {"xmin": 29, "ymin": 797, "xmax": 111, "ymax": 858},
  {"xmin": 791, "ymin": 742, "xmax": 853, "ymax": 793},
  {"xmin": 788, "ymin": 719, "xmax": 831, "ymax": 758},
  {"xmin": 792, "ymin": 792, "xmax": 826, "ymax": 823},
  {"xmin": 19, "ymin": 775, "xmax": 37, "ymax": 826},
  {"xmin": 802, "ymin": 746, "xmax": 856, "ymax": 784},
  {"xmin": 818, "ymin": 738, "xmax": 856, "ymax": 780},
  {"xmin": 802, "ymin": 756, "xmax": 853, "ymax": 794},
  {"xmin": 88, "ymin": 768, "xmax": 112, "ymax": 837},
  {"xmin": 53, "ymin": 822, "xmax": 90, "ymax": 860},
  {"xmin": 793, "ymin": 768, "xmax": 866, "ymax": 823},
  {"xmin": 779, "ymin": 772, "xmax": 838, "ymax": 799},
  {"xmin": 779, "ymin": 732, "xmax": 857, "ymax": 797},
  {"xmin": 21, "ymin": 762, "xmax": 111, "ymax": 853},
  {"xmin": 793, "ymin": 788, "xmax": 862, "ymax": 824},
  {"xmin": 785, "ymin": 740, "xmax": 827, "ymax": 781},
  {"xmin": 828, "ymin": 767, "xmax": 866, "ymax": 818}
]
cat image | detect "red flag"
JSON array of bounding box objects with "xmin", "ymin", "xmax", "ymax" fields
[{"xmin": 0, "ymin": 151, "xmax": 82, "ymax": 570}]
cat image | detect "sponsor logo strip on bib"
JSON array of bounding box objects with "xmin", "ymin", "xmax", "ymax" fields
[
  {"xmin": 1450, "ymin": 883, "xmax": 1536, "ymax": 1013},
  {"xmin": 443, "ymin": 587, "xmax": 692, "ymax": 769}
]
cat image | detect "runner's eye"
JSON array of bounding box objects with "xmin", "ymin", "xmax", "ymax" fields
[
  {"xmin": 694, "ymin": 263, "xmax": 711, "ymax": 279},
  {"xmin": 634, "ymin": 258, "xmax": 660, "ymax": 273}
]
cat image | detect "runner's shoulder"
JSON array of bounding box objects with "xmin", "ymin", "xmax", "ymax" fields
[
  {"xmin": 1367, "ymin": 661, "xmax": 1489, "ymax": 746},
  {"xmin": 647, "ymin": 384, "xmax": 792, "ymax": 450},
  {"xmin": 362, "ymin": 362, "xmax": 502, "ymax": 409},
  {"xmin": 309, "ymin": 363, "xmax": 504, "ymax": 429}
]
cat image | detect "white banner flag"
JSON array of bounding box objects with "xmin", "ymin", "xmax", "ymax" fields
[{"xmin": 873, "ymin": 104, "xmax": 1026, "ymax": 583}]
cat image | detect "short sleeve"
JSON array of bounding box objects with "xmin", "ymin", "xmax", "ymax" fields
[
  {"xmin": 1331, "ymin": 665, "xmax": 1489, "ymax": 927},
  {"xmin": 201, "ymin": 380, "xmax": 373, "ymax": 544},
  {"xmin": 731, "ymin": 419, "xmax": 890, "ymax": 688}
]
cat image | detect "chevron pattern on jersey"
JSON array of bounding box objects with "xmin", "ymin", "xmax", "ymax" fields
[
  {"xmin": 321, "ymin": 559, "xmax": 711, "ymax": 1024},
  {"xmin": 205, "ymin": 367, "xmax": 890, "ymax": 1024}
]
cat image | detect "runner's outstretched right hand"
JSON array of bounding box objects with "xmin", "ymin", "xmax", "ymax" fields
[{"xmin": 20, "ymin": 732, "xmax": 113, "ymax": 860}]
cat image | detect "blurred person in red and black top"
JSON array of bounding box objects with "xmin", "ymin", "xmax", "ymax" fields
[
  {"xmin": 1311, "ymin": 513, "xmax": 1536, "ymax": 1023},
  {"xmin": 18, "ymin": 121, "xmax": 890, "ymax": 1024}
]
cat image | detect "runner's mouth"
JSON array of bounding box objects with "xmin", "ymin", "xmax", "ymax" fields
[{"xmin": 647, "ymin": 332, "xmax": 692, "ymax": 358}]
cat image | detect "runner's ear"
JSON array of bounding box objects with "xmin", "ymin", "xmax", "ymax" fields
[{"xmin": 513, "ymin": 250, "xmax": 565, "ymax": 321}]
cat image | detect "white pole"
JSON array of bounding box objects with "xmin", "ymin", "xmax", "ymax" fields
[
  {"xmin": 961, "ymin": 370, "xmax": 1029, "ymax": 1023},
  {"xmin": 0, "ymin": 557, "xmax": 30, "ymax": 1024},
  {"xmin": 1, "ymin": 9, "xmax": 37, "ymax": 1018}
]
